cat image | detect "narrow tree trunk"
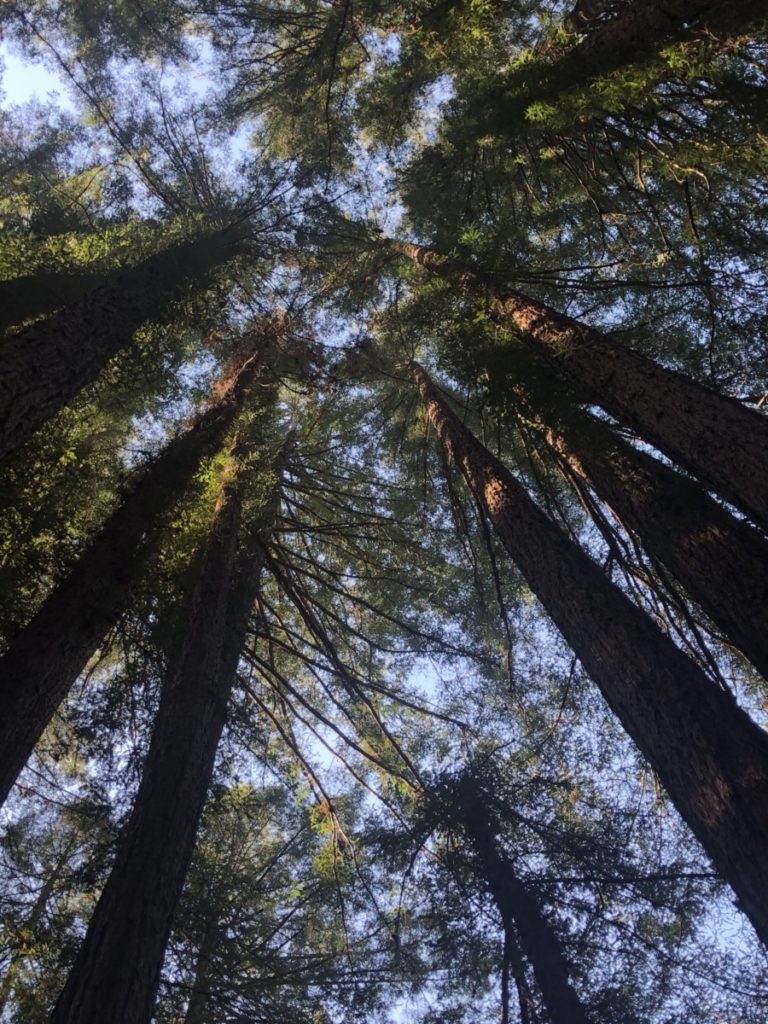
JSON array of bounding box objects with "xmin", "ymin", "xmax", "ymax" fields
[
  {"xmin": 462, "ymin": 808, "xmax": 591, "ymax": 1024},
  {"xmin": 399, "ymin": 241, "xmax": 768, "ymax": 532},
  {"xmin": 411, "ymin": 360, "xmax": 768, "ymax": 946},
  {"xmin": 183, "ymin": 917, "xmax": 220, "ymax": 1024},
  {"xmin": 0, "ymin": 226, "xmax": 236, "ymax": 463},
  {"xmin": 50, "ymin": 443, "xmax": 278, "ymax": 1024},
  {"xmin": 0, "ymin": 319, "xmax": 282, "ymax": 808},
  {"xmin": 0, "ymin": 836, "xmax": 76, "ymax": 1016}
]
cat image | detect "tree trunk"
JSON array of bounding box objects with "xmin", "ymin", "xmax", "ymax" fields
[
  {"xmin": 487, "ymin": 350, "xmax": 768, "ymax": 678},
  {"xmin": 461, "ymin": 808, "xmax": 591, "ymax": 1024},
  {"xmin": 560, "ymin": 0, "xmax": 761, "ymax": 71},
  {"xmin": 0, "ymin": 319, "xmax": 281, "ymax": 808},
  {"xmin": 183, "ymin": 916, "xmax": 220, "ymax": 1024},
  {"xmin": 50, "ymin": 443, "xmax": 278, "ymax": 1024},
  {"xmin": 411, "ymin": 360, "xmax": 768, "ymax": 946},
  {"xmin": 399, "ymin": 241, "xmax": 768, "ymax": 532},
  {"xmin": 0, "ymin": 270, "xmax": 105, "ymax": 335},
  {"xmin": 542, "ymin": 407, "xmax": 768, "ymax": 679},
  {"xmin": 0, "ymin": 226, "xmax": 236, "ymax": 463}
]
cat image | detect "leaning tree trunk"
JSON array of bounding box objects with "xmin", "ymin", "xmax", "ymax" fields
[
  {"xmin": 0, "ymin": 319, "xmax": 282, "ymax": 809},
  {"xmin": 0, "ymin": 225, "xmax": 237, "ymax": 463},
  {"xmin": 487, "ymin": 350, "xmax": 768, "ymax": 678},
  {"xmin": 461, "ymin": 809, "xmax": 591, "ymax": 1024},
  {"xmin": 411, "ymin": 360, "xmax": 768, "ymax": 946},
  {"xmin": 50, "ymin": 439, "xmax": 281, "ymax": 1024},
  {"xmin": 399, "ymin": 241, "xmax": 768, "ymax": 532}
]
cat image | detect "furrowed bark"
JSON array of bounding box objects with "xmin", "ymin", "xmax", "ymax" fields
[
  {"xmin": 0, "ymin": 227, "xmax": 237, "ymax": 463},
  {"xmin": 461, "ymin": 807, "xmax": 591, "ymax": 1024},
  {"xmin": 50, "ymin": 442, "xmax": 281, "ymax": 1024},
  {"xmin": 0, "ymin": 319, "xmax": 282, "ymax": 808},
  {"xmin": 411, "ymin": 360, "xmax": 768, "ymax": 946},
  {"xmin": 399, "ymin": 241, "xmax": 768, "ymax": 531}
]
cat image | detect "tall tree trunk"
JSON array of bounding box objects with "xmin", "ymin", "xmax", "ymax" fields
[
  {"xmin": 398, "ymin": 241, "xmax": 768, "ymax": 532},
  {"xmin": 411, "ymin": 360, "xmax": 768, "ymax": 946},
  {"xmin": 541, "ymin": 406, "xmax": 768, "ymax": 679},
  {"xmin": 0, "ymin": 270, "xmax": 105, "ymax": 335},
  {"xmin": 485, "ymin": 349, "xmax": 768, "ymax": 677},
  {"xmin": 0, "ymin": 318, "xmax": 282, "ymax": 808},
  {"xmin": 50, "ymin": 439, "xmax": 281, "ymax": 1024},
  {"xmin": 461, "ymin": 807, "xmax": 591, "ymax": 1024},
  {"xmin": 0, "ymin": 226, "xmax": 237, "ymax": 463}
]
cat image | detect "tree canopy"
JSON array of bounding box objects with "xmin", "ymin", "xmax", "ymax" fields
[{"xmin": 1, "ymin": 2, "xmax": 768, "ymax": 1021}]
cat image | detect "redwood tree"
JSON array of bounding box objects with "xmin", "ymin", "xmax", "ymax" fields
[
  {"xmin": 399, "ymin": 241, "xmax": 768, "ymax": 533},
  {"xmin": 411, "ymin": 358, "xmax": 768, "ymax": 946},
  {"xmin": 0, "ymin": 225, "xmax": 238, "ymax": 463},
  {"xmin": 0, "ymin": 318, "xmax": 283, "ymax": 807},
  {"xmin": 50, "ymin": 427, "xmax": 283, "ymax": 1024}
]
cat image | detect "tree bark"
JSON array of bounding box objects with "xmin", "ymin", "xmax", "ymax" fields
[
  {"xmin": 0, "ymin": 319, "xmax": 282, "ymax": 808},
  {"xmin": 50, "ymin": 442, "xmax": 279, "ymax": 1024},
  {"xmin": 399, "ymin": 241, "xmax": 768, "ymax": 532},
  {"xmin": 461, "ymin": 806, "xmax": 591, "ymax": 1024},
  {"xmin": 0, "ymin": 226, "xmax": 236, "ymax": 463},
  {"xmin": 411, "ymin": 360, "xmax": 768, "ymax": 946}
]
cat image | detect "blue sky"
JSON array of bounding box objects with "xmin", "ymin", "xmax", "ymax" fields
[{"xmin": 0, "ymin": 44, "xmax": 74, "ymax": 108}]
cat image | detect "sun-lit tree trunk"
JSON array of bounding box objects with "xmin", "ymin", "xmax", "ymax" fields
[
  {"xmin": 0, "ymin": 319, "xmax": 283, "ymax": 809},
  {"xmin": 411, "ymin": 359, "xmax": 768, "ymax": 946},
  {"xmin": 0, "ymin": 226, "xmax": 237, "ymax": 463},
  {"xmin": 460, "ymin": 805, "xmax": 591, "ymax": 1024},
  {"xmin": 399, "ymin": 241, "xmax": 768, "ymax": 532},
  {"xmin": 50, "ymin": 438, "xmax": 281, "ymax": 1024}
]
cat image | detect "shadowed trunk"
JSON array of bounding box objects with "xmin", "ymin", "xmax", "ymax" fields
[
  {"xmin": 0, "ymin": 319, "xmax": 283, "ymax": 808},
  {"xmin": 461, "ymin": 804, "xmax": 591, "ymax": 1024},
  {"xmin": 543, "ymin": 409, "xmax": 768, "ymax": 678},
  {"xmin": 182, "ymin": 916, "xmax": 220, "ymax": 1024},
  {"xmin": 50, "ymin": 439, "xmax": 281, "ymax": 1024},
  {"xmin": 0, "ymin": 226, "xmax": 237, "ymax": 463},
  {"xmin": 412, "ymin": 359, "xmax": 768, "ymax": 946},
  {"xmin": 555, "ymin": 0, "xmax": 761, "ymax": 79},
  {"xmin": 0, "ymin": 270, "xmax": 106, "ymax": 335},
  {"xmin": 484, "ymin": 348, "xmax": 768, "ymax": 677},
  {"xmin": 399, "ymin": 241, "xmax": 768, "ymax": 532}
]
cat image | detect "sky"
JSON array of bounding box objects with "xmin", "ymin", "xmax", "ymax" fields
[{"xmin": 0, "ymin": 44, "xmax": 74, "ymax": 109}]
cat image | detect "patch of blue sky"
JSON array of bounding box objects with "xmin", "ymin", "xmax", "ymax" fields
[{"xmin": 0, "ymin": 42, "xmax": 75, "ymax": 110}]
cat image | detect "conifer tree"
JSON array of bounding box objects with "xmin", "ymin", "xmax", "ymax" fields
[
  {"xmin": 0, "ymin": 318, "xmax": 283, "ymax": 807},
  {"xmin": 51, "ymin": 405, "xmax": 284, "ymax": 1024},
  {"xmin": 398, "ymin": 241, "xmax": 768, "ymax": 531},
  {"xmin": 411, "ymin": 358, "xmax": 768, "ymax": 945}
]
